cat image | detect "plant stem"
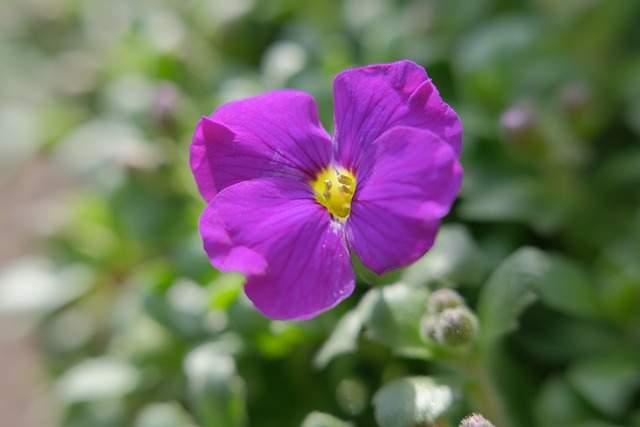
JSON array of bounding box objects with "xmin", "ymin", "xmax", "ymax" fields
[{"xmin": 462, "ymin": 356, "xmax": 509, "ymax": 427}]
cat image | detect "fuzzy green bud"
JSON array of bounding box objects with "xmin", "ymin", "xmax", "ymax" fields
[
  {"xmin": 459, "ymin": 413, "xmax": 495, "ymax": 427},
  {"xmin": 434, "ymin": 307, "xmax": 478, "ymax": 347},
  {"xmin": 419, "ymin": 314, "xmax": 439, "ymax": 342},
  {"xmin": 427, "ymin": 288, "xmax": 464, "ymax": 315}
]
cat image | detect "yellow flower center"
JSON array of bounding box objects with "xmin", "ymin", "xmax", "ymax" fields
[{"xmin": 310, "ymin": 167, "xmax": 357, "ymax": 220}]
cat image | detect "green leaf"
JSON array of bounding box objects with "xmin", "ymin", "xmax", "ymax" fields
[
  {"xmin": 513, "ymin": 314, "xmax": 622, "ymax": 364},
  {"xmin": 208, "ymin": 272, "xmax": 245, "ymax": 309},
  {"xmin": 184, "ymin": 342, "xmax": 247, "ymax": 427},
  {"xmin": 336, "ymin": 378, "xmax": 368, "ymax": 416},
  {"xmin": 477, "ymin": 247, "xmax": 548, "ymax": 349},
  {"xmin": 454, "ymin": 16, "xmax": 540, "ymax": 108},
  {"xmin": 594, "ymin": 148, "xmax": 640, "ymax": 193},
  {"xmin": 313, "ymin": 290, "xmax": 378, "ymax": 369},
  {"xmin": 459, "ymin": 177, "xmax": 573, "ymax": 235},
  {"xmin": 300, "ymin": 411, "xmax": 353, "ymax": 427},
  {"xmin": 365, "ymin": 282, "xmax": 432, "ymax": 359},
  {"xmin": 534, "ymin": 376, "xmax": 593, "ymax": 427},
  {"xmin": 536, "ymin": 255, "xmax": 601, "ymax": 319},
  {"xmin": 134, "ymin": 402, "xmax": 195, "ymax": 427},
  {"xmin": 143, "ymin": 290, "xmax": 205, "ymax": 339},
  {"xmin": 254, "ymin": 321, "xmax": 307, "ymax": 358},
  {"xmin": 0, "ymin": 257, "xmax": 91, "ymax": 316},
  {"xmin": 597, "ymin": 210, "xmax": 640, "ymax": 326},
  {"xmin": 566, "ymin": 422, "xmax": 634, "ymax": 427},
  {"xmin": 568, "ymin": 355, "xmax": 640, "ymax": 418},
  {"xmin": 55, "ymin": 357, "xmax": 141, "ymax": 403},
  {"xmin": 402, "ymin": 224, "xmax": 485, "ymax": 287},
  {"xmin": 478, "ymin": 247, "xmax": 605, "ymax": 351},
  {"xmin": 54, "ymin": 119, "xmax": 160, "ymax": 179},
  {"xmin": 372, "ymin": 377, "xmax": 453, "ymax": 427}
]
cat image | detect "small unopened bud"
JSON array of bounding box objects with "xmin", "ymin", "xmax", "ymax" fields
[
  {"xmin": 459, "ymin": 413, "xmax": 495, "ymax": 427},
  {"xmin": 152, "ymin": 81, "xmax": 181, "ymax": 134},
  {"xmin": 427, "ymin": 288, "xmax": 464, "ymax": 315},
  {"xmin": 434, "ymin": 307, "xmax": 478, "ymax": 347},
  {"xmin": 500, "ymin": 106, "xmax": 536, "ymax": 137},
  {"xmin": 419, "ymin": 314, "xmax": 439, "ymax": 342},
  {"xmin": 499, "ymin": 105, "xmax": 547, "ymax": 158}
]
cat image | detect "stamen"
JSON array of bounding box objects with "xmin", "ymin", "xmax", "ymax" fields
[
  {"xmin": 337, "ymin": 174, "xmax": 352, "ymax": 185},
  {"xmin": 310, "ymin": 167, "xmax": 357, "ymax": 220}
]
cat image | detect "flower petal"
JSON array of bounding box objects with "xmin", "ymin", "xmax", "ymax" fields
[
  {"xmin": 346, "ymin": 126, "xmax": 463, "ymax": 275},
  {"xmin": 199, "ymin": 178, "xmax": 355, "ymax": 320},
  {"xmin": 333, "ymin": 60, "xmax": 462, "ymax": 171},
  {"xmin": 190, "ymin": 90, "xmax": 333, "ymax": 202}
]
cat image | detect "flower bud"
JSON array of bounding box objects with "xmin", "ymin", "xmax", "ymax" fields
[
  {"xmin": 152, "ymin": 81, "xmax": 181, "ymax": 135},
  {"xmin": 434, "ymin": 307, "xmax": 478, "ymax": 347},
  {"xmin": 499, "ymin": 106, "xmax": 547, "ymax": 158},
  {"xmin": 500, "ymin": 106, "xmax": 535, "ymax": 136},
  {"xmin": 459, "ymin": 413, "xmax": 495, "ymax": 427},
  {"xmin": 427, "ymin": 288, "xmax": 464, "ymax": 315},
  {"xmin": 419, "ymin": 314, "xmax": 439, "ymax": 342}
]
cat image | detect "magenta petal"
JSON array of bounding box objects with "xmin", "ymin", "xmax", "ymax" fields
[
  {"xmin": 346, "ymin": 126, "xmax": 463, "ymax": 275},
  {"xmin": 199, "ymin": 178, "xmax": 355, "ymax": 320},
  {"xmin": 190, "ymin": 90, "xmax": 333, "ymax": 202},
  {"xmin": 333, "ymin": 60, "xmax": 462, "ymax": 171}
]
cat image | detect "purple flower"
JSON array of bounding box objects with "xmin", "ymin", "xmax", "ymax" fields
[{"xmin": 190, "ymin": 60, "xmax": 463, "ymax": 320}]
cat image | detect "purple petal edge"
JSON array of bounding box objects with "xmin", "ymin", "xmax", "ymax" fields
[
  {"xmin": 346, "ymin": 126, "xmax": 463, "ymax": 275},
  {"xmin": 190, "ymin": 90, "xmax": 333, "ymax": 203},
  {"xmin": 333, "ymin": 60, "xmax": 462, "ymax": 172}
]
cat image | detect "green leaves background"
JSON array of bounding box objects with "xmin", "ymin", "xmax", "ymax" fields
[{"xmin": 1, "ymin": 0, "xmax": 639, "ymax": 426}]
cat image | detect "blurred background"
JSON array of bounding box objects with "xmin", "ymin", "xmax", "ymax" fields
[{"xmin": 1, "ymin": 0, "xmax": 640, "ymax": 426}]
